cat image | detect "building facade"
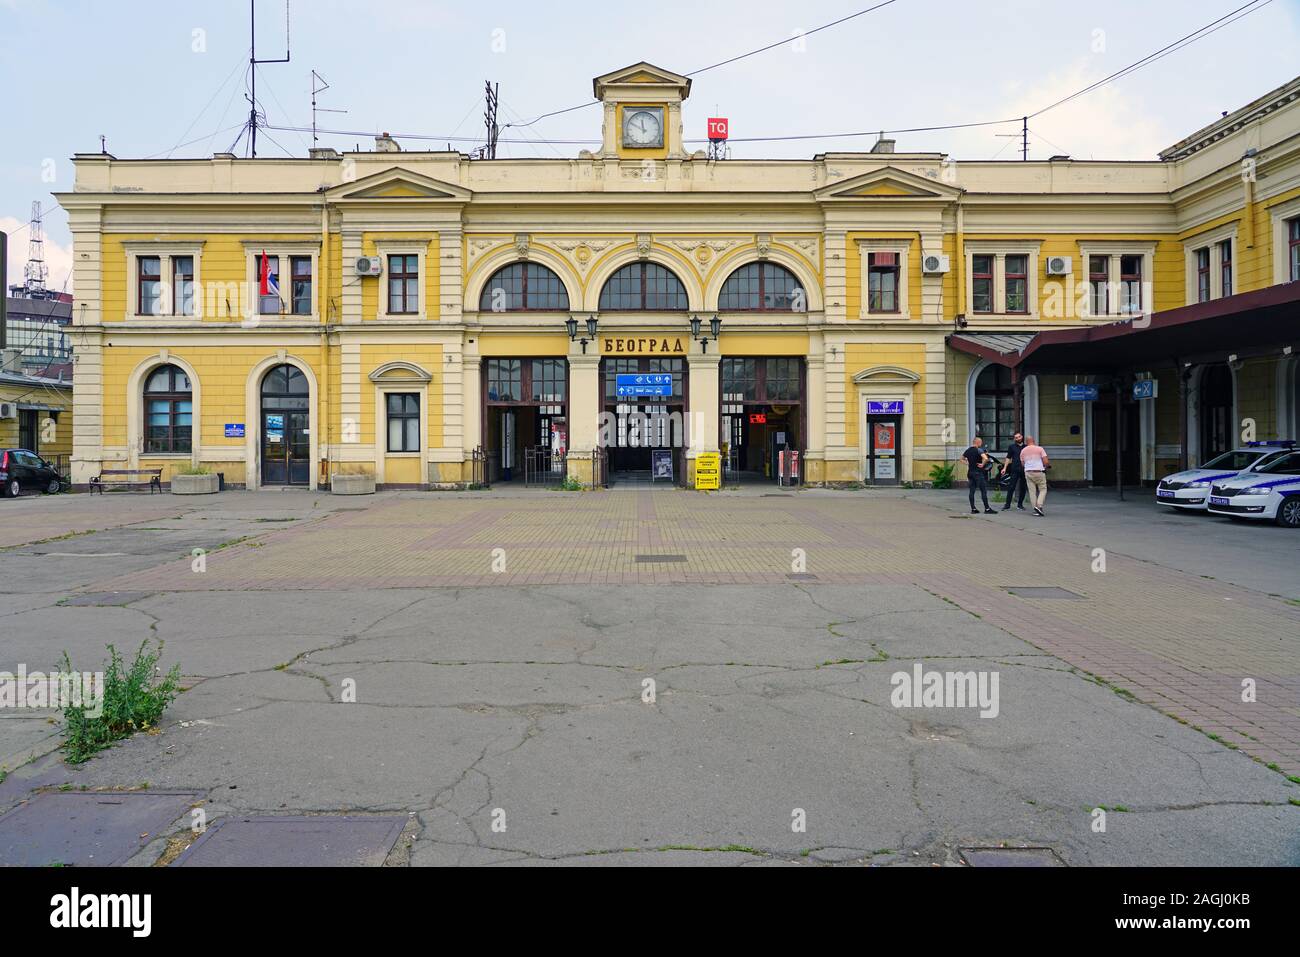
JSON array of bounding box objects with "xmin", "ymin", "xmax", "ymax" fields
[{"xmin": 59, "ymin": 64, "xmax": 1300, "ymax": 489}]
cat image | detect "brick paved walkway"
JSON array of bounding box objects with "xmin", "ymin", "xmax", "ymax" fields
[{"xmin": 89, "ymin": 488, "xmax": 1300, "ymax": 776}]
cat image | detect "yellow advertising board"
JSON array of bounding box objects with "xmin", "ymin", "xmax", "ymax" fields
[{"xmin": 694, "ymin": 452, "xmax": 721, "ymax": 491}]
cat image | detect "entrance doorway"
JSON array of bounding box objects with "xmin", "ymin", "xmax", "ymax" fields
[
  {"xmin": 866, "ymin": 415, "xmax": 901, "ymax": 485},
  {"xmin": 483, "ymin": 358, "xmax": 568, "ymax": 483},
  {"xmin": 720, "ymin": 357, "xmax": 804, "ymax": 483},
  {"xmin": 260, "ymin": 364, "xmax": 311, "ymax": 486},
  {"xmin": 18, "ymin": 409, "xmax": 38, "ymax": 453},
  {"xmin": 1198, "ymin": 364, "xmax": 1234, "ymax": 462},
  {"xmin": 1092, "ymin": 391, "xmax": 1140, "ymax": 486},
  {"xmin": 601, "ymin": 357, "xmax": 688, "ymax": 484}
]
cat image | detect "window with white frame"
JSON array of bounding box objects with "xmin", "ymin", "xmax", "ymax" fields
[
  {"xmin": 242, "ymin": 242, "xmax": 321, "ymax": 319},
  {"xmin": 124, "ymin": 243, "xmax": 204, "ymax": 318},
  {"xmin": 963, "ymin": 245, "xmax": 1040, "ymax": 318},
  {"xmin": 1077, "ymin": 244, "xmax": 1155, "ymax": 319},
  {"xmin": 1182, "ymin": 227, "xmax": 1235, "ymax": 305},
  {"xmin": 856, "ymin": 239, "xmax": 911, "ymax": 318},
  {"xmin": 1268, "ymin": 198, "xmax": 1300, "ymax": 285}
]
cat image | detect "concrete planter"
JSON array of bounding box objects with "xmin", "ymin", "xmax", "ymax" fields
[
  {"xmin": 171, "ymin": 472, "xmax": 219, "ymax": 495},
  {"xmin": 330, "ymin": 473, "xmax": 376, "ymax": 496}
]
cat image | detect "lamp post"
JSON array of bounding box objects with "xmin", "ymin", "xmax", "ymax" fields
[
  {"xmin": 691, "ymin": 314, "xmax": 721, "ymax": 353},
  {"xmin": 567, "ymin": 315, "xmax": 598, "ymax": 354}
]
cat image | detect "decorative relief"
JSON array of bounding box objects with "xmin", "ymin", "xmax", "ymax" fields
[
  {"xmin": 466, "ymin": 237, "xmax": 506, "ymax": 270},
  {"xmin": 661, "ymin": 238, "xmax": 746, "ymax": 273},
  {"xmin": 756, "ymin": 234, "xmax": 772, "ymax": 260},
  {"xmin": 514, "ymin": 233, "xmax": 531, "ymax": 259},
  {"xmin": 546, "ymin": 238, "xmax": 615, "ymax": 275},
  {"xmin": 636, "ymin": 234, "xmax": 653, "ymax": 259},
  {"xmin": 777, "ymin": 236, "xmax": 821, "ymax": 272}
]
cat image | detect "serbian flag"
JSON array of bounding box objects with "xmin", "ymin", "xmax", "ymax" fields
[{"xmin": 259, "ymin": 252, "xmax": 279, "ymax": 298}]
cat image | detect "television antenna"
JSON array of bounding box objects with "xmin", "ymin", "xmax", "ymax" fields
[{"xmin": 311, "ymin": 70, "xmax": 348, "ymax": 146}]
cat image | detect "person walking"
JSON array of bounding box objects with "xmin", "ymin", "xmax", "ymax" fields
[
  {"xmin": 962, "ymin": 437, "xmax": 997, "ymax": 515},
  {"xmin": 1001, "ymin": 432, "xmax": 1027, "ymax": 511},
  {"xmin": 1020, "ymin": 435, "xmax": 1051, "ymax": 516}
]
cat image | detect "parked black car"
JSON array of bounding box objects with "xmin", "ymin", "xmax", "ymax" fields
[{"xmin": 1, "ymin": 448, "xmax": 65, "ymax": 497}]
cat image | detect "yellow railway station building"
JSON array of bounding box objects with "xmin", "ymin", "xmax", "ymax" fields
[{"xmin": 58, "ymin": 64, "xmax": 1300, "ymax": 490}]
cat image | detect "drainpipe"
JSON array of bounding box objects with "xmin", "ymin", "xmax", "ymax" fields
[{"xmin": 320, "ymin": 202, "xmax": 331, "ymax": 490}]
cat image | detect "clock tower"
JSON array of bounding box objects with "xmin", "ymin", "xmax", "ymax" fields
[{"xmin": 592, "ymin": 62, "xmax": 693, "ymax": 161}]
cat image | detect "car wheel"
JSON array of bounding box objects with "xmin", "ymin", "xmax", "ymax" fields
[
  {"xmin": 1277, "ymin": 496, "xmax": 1300, "ymax": 529},
  {"xmin": 4, "ymin": 478, "xmax": 19, "ymax": 498},
  {"xmin": 46, "ymin": 478, "xmax": 61, "ymax": 494}
]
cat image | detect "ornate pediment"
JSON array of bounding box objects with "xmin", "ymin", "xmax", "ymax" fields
[
  {"xmin": 369, "ymin": 361, "xmax": 433, "ymax": 383},
  {"xmin": 327, "ymin": 168, "xmax": 471, "ymax": 202},
  {"xmin": 853, "ymin": 365, "xmax": 922, "ymax": 384},
  {"xmin": 593, "ymin": 62, "xmax": 692, "ymax": 100},
  {"xmin": 815, "ymin": 167, "xmax": 960, "ymax": 203}
]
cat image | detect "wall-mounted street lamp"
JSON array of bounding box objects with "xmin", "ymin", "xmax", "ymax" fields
[
  {"xmin": 567, "ymin": 315, "xmax": 599, "ymax": 354},
  {"xmin": 690, "ymin": 314, "xmax": 722, "ymax": 353}
]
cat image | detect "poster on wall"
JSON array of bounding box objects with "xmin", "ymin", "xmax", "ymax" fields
[
  {"xmin": 873, "ymin": 422, "xmax": 897, "ymax": 455},
  {"xmin": 875, "ymin": 458, "xmax": 896, "ymax": 479}
]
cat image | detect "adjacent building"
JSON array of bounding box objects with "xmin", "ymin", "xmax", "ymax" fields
[{"xmin": 57, "ymin": 64, "xmax": 1300, "ymax": 489}]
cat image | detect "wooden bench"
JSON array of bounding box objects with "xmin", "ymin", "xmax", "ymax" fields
[{"xmin": 90, "ymin": 468, "xmax": 163, "ymax": 494}]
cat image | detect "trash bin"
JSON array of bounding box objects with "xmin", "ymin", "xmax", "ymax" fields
[{"xmin": 217, "ymin": 472, "xmax": 225, "ymax": 492}]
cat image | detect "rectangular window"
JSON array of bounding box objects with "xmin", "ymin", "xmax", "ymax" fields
[
  {"xmin": 1088, "ymin": 255, "xmax": 1109, "ymax": 316},
  {"xmin": 386, "ymin": 393, "xmax": 420, "ymax": 452},
  {"xmin": 138, "ymin": 256, "xmax": 162, "ymax": 316},
  {"xmin": 172, "ymin": 256, "xmax": 194, "ymax": 316},
  {"xmin": 1218, "ymin": 240, "xmax": 1232, "ymax": 298},
  {"xmin": 258, "ymin": 254, "xmax": 282, "ymax": 314},
  {"xmin": 1120, "ymin": 255, "xmax": 1143, "ymax": 313},
  {"xmin": 291, "ymin": 256, "xmax": 313, "ymax": 315},
  {"xmin": 388, "ymin": 254, "xmax": 418, "ymax": 314},
  {"xmin": 1004, "ymin": 254, "xmax": 1028, "ymax": 314},
  {"xmin": 1195, "ymin": 247, "xmax": 1211, "ymax": 303},
  {"xmin": 866, "ymin": 251, "xmax": 900, "ymax": 313},
  {"xmin": 720, "ymin": 357, "xmax": 757, "ymax": 402},
  {"xmin": 1290, "ymin": 219, "xmax": 1300, "ymax": 282},
  {"xmin": 972, "ymin": 254, "xmax": 993, "ymax": 314},
  {"xmin": 486, "ymin": 359, "xmax": 522, "ymax": 403}
]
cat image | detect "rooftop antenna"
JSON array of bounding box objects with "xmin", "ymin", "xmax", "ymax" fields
[
  {"xmin": 996, "ymin": 116, "xmax": 1030, "ymax": 161},
  {"xmin": 245, "ymin": 0, "xmax": 291, "ymax": 157},
  {"xmin": 310, "ymin": 70, "xmax": 347, "ymax": 146},
  {"xmin": 479, "ymin": 81, "xmax": 500, "ymax": 159},
  {"xmin": 23, "ymin": 201, "xmax": 49, "ymax": 297}
]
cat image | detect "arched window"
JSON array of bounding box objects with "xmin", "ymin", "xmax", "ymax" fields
[
  {"xmin": 261, "ymin": 363, "xmax": 309, "ymax": 401},
  {"xmin": 599, "ymin": 263, "xmax": 688, "ymax": 311},
  {"xmin": 974, "ymin": 364, "xmax": 1015, "ymax": 451},
  {"xmin": 718, "ymin": 262, "xmax": 806, "ymax": 312},
  {"xmin": 478, "ymin": 262, "xmax": 570, "ymax": 312},
  {"xmin": 144, "ymin": 364, "xmax": 193, "ymax": 453}
]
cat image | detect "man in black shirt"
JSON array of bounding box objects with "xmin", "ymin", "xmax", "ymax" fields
[
  {"xmin": 962, "ymin": 437, "xmax": 997, "ymax": 514},
  {"xmin": 1000, "ymin": 432, "xmax": 1027, "ymax": 511}
]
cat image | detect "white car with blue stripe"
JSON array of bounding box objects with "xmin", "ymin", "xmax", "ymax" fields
[
  {"xmin": 1205, "ymin": 450, "xmax": 1300, "ymax": 527},
  {"xmin": 1155, "ymin": 442, "xmax": 1294, "ymax": 511}
]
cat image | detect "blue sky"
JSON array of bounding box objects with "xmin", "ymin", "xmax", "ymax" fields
[{"xmin": 3, "ymin": 0, "xmax": 1299, "ymax": 292}]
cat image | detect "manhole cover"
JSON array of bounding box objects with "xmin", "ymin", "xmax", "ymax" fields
[
  {"xmin": 174, "ymin": 815, "xmax": 406, "ymax": 867},
  {"xmin": 0, "ymin": 791, "xmax": 202, "ymax": 866},
  {"xmin": 635, "ymin": 555, "xmax": 688, "ymax": 564},
  {"xmin": 787, "ymin": 573, "xmax": 819, "ymax": 581},
  {"xmin": 62, "ymin": 592, "xmax": 154, "ymax": 607},
  {"xmin": 961, "ymin": 847, "xmax": 1065, "ymax": 867},
  {"xmin": 762, "ymin": 494, "xmax": 794, "ymax": 498},
  {"xmin": 1004, "ymin": 586, "xmax": 1085, "ymax": 600}
]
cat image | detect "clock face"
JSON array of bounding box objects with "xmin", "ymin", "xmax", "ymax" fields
[{"xmin": 623, "ymin": 108, "xmax": 663, "ymax": 148}]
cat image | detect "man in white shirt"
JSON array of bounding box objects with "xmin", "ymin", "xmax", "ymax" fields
[{"xmin": 1019, "ymin": 436, "xmax": 1051, "ymax": 516}]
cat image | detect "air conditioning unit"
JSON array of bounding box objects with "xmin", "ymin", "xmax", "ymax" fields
[
  {"xmin": 355, "ymin": 256, "xmax": 383, "ymax": 277},
  {"xmin": 1045, "ymin": 255, "xmax": 1073, "ymax": 276},
  {"xmin": 921, "ymin": 253, "xmax": 950, "ymax": 274},
  {"xmin": 0, "ymin": 402, "xmax": 17, "ymax": 420}
]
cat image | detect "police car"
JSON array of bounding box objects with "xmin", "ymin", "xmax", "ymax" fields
[
  {"xmin": 1205, "ymin": 449, "xmax": 1300, "ymax": 527},
  {"xmin": 1155, "ymin": 441, "xmax": 1295, "ymax": 511}
]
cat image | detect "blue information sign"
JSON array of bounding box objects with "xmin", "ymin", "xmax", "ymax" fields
[
  {"xmin": 616, "ymin": 373, "xmax": 673, "ymax": 398},
  {"xmin": 866, "ymin": 400, "xmax": 905, "ymax": 416},
  {"xmin": 1132, "ymin": 379, "xmax": 1158, "ymax": 400},
  {"xmin": 1065, "ymin": 384, "xmax": 1100, "ymax": 402},
  {"xmin": 224, "ymin": 423, "xmax": 246, "ymax": 438}
]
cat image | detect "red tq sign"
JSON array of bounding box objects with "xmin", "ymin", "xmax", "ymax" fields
[{"xmin": 707, "ymin": 117, "xmax": 729, "ymax": 140}]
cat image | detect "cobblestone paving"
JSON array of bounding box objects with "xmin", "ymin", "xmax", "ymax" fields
[{"xmin": 89, "ymin": 488, "xmax": 1300, "ymax": 777}]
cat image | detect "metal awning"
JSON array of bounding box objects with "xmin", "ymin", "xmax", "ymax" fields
[{"xmin": 948, "ymin": 280, "xmax": 1300, "ymax": 373}]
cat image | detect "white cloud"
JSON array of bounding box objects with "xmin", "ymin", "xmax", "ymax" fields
[
  {"xmin": 955, "ymin": 58, "xmax": 1177, "ymax": 161},
  {"xmin": 1, "ymin": 216, "xmax": 74, "ymax": 297}
]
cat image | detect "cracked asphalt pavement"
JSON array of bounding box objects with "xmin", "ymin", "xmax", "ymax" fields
[{"xmin": 0, "ymin": 488, "xmax": 1296, "ymax": 866}]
